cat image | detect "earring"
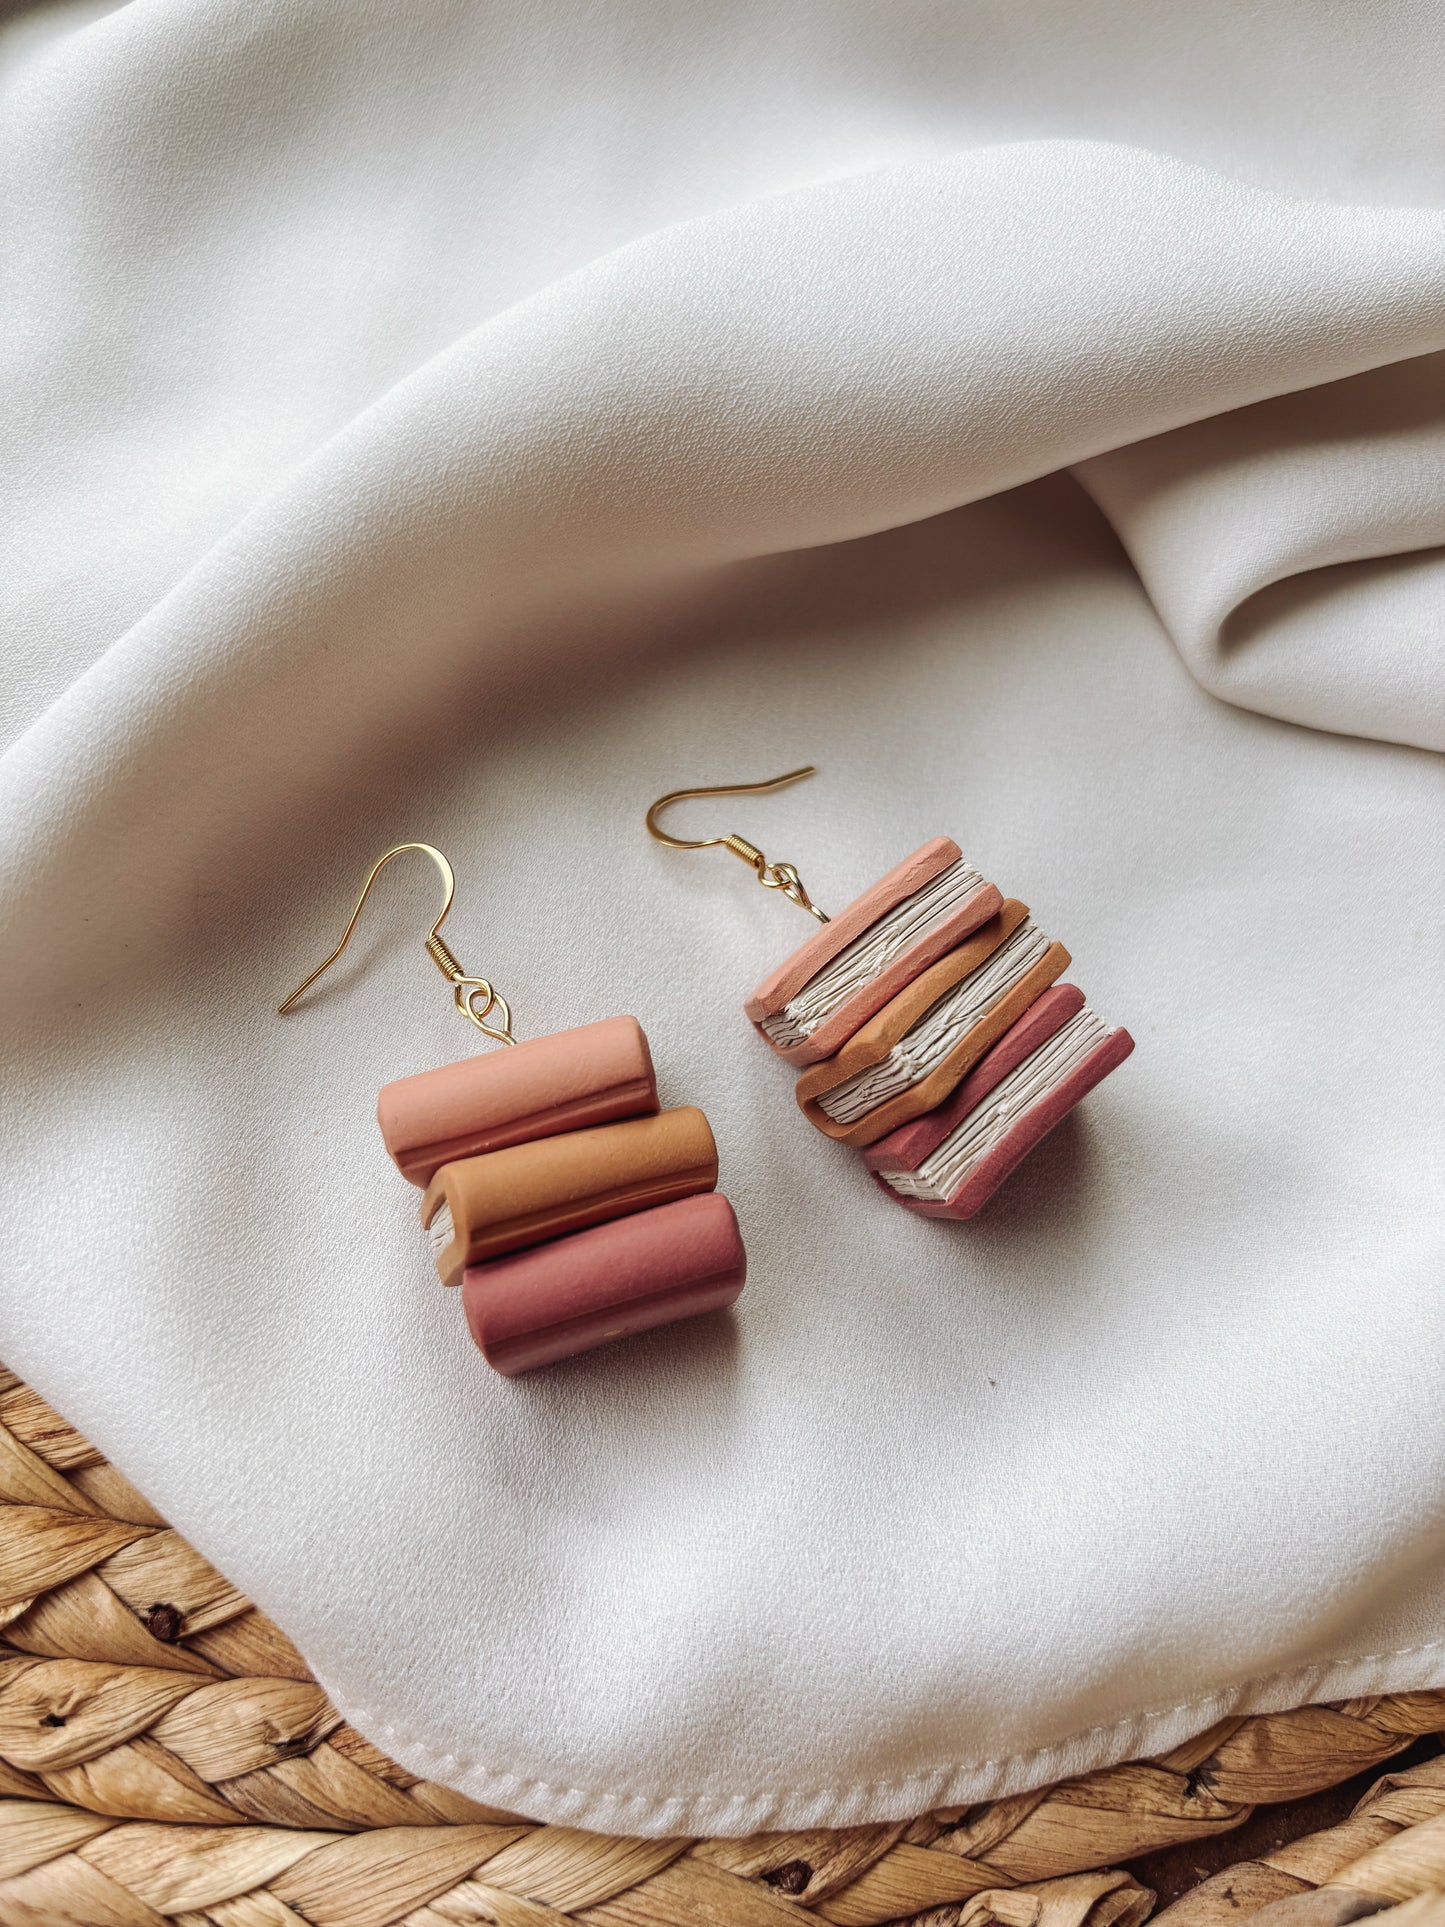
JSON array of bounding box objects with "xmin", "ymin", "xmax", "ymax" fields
[
  {"xmin": 278, "ymin": 843, "xmax": 745, "ymax": 1375},
  {"xmin": 646, "ymin": 770, "xmax": 1132, "ymax": 1220}
]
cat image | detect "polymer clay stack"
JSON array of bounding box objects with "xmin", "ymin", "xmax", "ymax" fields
[
  {"xmin": 377, "ymin": 1016, "xmax": 746, "ymax": 1374},
  {"xmin": 747, "ymin": 838, "xmax": 1133, "ymax": 1218}
]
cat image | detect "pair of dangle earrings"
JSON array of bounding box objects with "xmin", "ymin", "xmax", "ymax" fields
[{"xmin": 278, "ymin": 775, "xmax": 1131, "ymax": 1378}]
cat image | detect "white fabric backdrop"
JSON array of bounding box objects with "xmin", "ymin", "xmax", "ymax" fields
[{"xmin": 1, "ymin": 0, "xmax": 1443, "ymax": 1835}]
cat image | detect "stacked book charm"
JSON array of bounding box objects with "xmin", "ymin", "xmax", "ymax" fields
[
  {"xmin": 276, "ymin": 841, "xmax": 748, "ymax": 1382},
  {"xmin": 379, "ymin": 1017, "xmax": 746, "ymax": 1374},
  {"xmin": 748, "ymin": 837, "xmax": 1133, "ymax": 1218}
]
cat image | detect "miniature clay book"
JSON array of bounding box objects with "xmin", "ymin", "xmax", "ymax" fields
[
  {"xmin": 420, "ymin": 1105, "xmax": 719, "ymax": 1286},
  {"xmin": 862, "ymin": 983, "xmax": 1134, "ymax": 1218},
  {"xmin": 745, "ymin": 837, "xmax": 1002, "ymax": 1067},
  {"xmin": 462, "ymin": 1192, "xmax": 746, "ymax": 1375},
  {"xmin": 377, "ymin": 1015, "xmax": 657, "ymax": 1186}
]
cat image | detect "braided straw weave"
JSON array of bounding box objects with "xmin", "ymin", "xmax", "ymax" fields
[{"xmin": 2, "ymin": 1361, "xmax": 1445, "ymax": 1927}]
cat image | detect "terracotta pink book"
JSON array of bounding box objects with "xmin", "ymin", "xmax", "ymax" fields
[
  {"xmin": 861, "ymin": 984, "xmax": 1134, "ymax": 1219},
  {"xmin": 376, "ymin": 1015, "xmax": 657, "ymax": 1187},
  {"xmin": 744, "ymin": 837, "xmax": 1002, "ymax": 1067}
]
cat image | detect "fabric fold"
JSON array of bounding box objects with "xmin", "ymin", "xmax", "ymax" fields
[
  {"xmin": 5, "ymin": 142, "xmax": 1443, "ymax": 995},
  {"xmin": 1077, "ymin": 353, "xmax": 1445, "ymax": 748}
]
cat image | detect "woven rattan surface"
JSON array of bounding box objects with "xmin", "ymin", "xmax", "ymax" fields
[{"xmin": 2, "ymin": 1361, "xmax": 1444, "ymax": 1927}]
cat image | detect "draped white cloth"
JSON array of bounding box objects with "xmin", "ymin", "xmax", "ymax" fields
[{"xmin": 2, "ymin": 0, "xmax": 1442, "ymax": 1836}]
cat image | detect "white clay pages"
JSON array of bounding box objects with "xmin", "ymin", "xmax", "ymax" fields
[
  {"xmin": 759, "ymin": 857, "xmax": 985, "ymax": 1047},
  {"xmin": 426, "ymin": 1200, "xmax": 454, "ymax": 1259},
  {"xmin": 881, "ymin": 1006, "xmax": 1110, "ymax": 1200},
  {"xmin": 816, "ymin": 918, "xmax": 1050, "ymax": 1123}
]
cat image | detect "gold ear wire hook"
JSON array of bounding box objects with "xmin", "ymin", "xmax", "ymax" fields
[
  {"xmin": 645, "ymin": 767, "xmax": 829, "ymax": 923},
  {"xmin": 275, "ymin": 842, "xmax": 517, "ymax": 1044}
]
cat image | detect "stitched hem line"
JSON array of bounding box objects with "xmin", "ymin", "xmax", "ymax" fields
[{"xmin": 321, "ymin": 1636, "xmax": 1445, "ymax": 1839}]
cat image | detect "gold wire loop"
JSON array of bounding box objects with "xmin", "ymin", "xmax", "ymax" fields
[
  {"xmin": 645, "ymin": 768, "xmax": 829, "ymax": 923},
  {"xmin": 454, "ymin": 979, "xmax": 515, "ymax": 1046},
  {"xmin": 275, "ymin": 841, "xmax": 518, "ymax": 1043}
]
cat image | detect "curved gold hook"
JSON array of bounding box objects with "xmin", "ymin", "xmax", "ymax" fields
[
  {"xmin": 276, "ymin": 841, "xmax": 517, "ymax": 1044},
  {"xmin": 645, "ymin": 766, "xmax": 817, "ymax": 850},
  {"xmin": 645, "ymin": 767, "xmax": 829, "ymax": 923}
]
